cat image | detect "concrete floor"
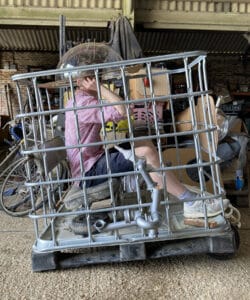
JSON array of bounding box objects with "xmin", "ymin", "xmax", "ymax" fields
[{"xmin": 0, "ymin": 207, "xmax": 250, "ymax": 300}]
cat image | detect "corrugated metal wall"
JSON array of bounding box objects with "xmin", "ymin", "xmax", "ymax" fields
[
  {"xmin": 135, "ymin": 0, "xmax": 250, "ymax": 13},
  {"xmin": 0, "ymin": 26, "xmax": 248, "ymax": 54},
  {"xmin": 0, "ymin": 0, "xmax": 122, "ymax": 9},
  {"xmin": 1, "ymin": 0, "xmax": 250, "ymax": 13},
  {"xmin": 0, "ymin": 0, "xmax": 250, "ymax": 54}
]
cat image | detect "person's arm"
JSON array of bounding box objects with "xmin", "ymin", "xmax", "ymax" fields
[
  {"xmin": 77, "ymin": 77, "xmax": 126, "ymax": 117},
  {"xmin": 100, "ymin": 84, "xmax": 126, "ymax": 116}
]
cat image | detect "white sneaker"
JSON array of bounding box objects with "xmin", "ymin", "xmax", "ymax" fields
[{"xmin": 184, "ymin": 197, "xmax": 230, "ymax": 219}]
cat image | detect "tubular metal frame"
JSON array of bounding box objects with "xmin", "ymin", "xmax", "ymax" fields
[{"xmin": 12, "ymin": 51, "xmax": 237, "ymax": 271}]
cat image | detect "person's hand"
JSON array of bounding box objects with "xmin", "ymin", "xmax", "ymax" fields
[{"xmin": 79, "ymin": 77, "xmax": 98, "ymax": 96}]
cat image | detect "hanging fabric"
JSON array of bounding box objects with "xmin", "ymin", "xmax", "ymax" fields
[{"xmin": 108, "ymin": 16, "xmax": 143, "ymax": 60}]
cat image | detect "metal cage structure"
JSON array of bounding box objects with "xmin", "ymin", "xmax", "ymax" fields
[{"xmin": 12, "ymin": 51, "xmax": 239, "ymax": 272}]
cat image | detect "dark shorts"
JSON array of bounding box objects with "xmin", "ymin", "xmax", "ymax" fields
[{"xmin": 84, "ymin": 145, "xmax": 134, "ymax": 188}]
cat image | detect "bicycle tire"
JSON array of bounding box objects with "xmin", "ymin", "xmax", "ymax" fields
[
  {"xmin": 0, "ymin": 143, "xmax": 22, "ymax": 178},
  {"xmin": 0, "ymin": 157, "xmax": 39, "ymax": 217},
  {"xmin": 0, "ymin": 157, "xmax": 70, "ymax": 217}
]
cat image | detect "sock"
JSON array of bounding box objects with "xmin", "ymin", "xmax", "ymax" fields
[{"xmin": 178, "ymin": 189, "xmax": 197, "ymax": 206}]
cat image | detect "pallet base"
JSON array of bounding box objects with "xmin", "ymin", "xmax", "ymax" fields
[{"xmin": 32, "ymin": 227, "xmax": 238, "ymax": 272}]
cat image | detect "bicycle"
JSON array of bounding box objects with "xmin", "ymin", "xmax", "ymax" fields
[
  {"xmin": 0, "ymin": 121, "xmax": 24, "ymax": 174},
  {"xmin": 0, "ymin": 120, "xmax": 70, "ymax": 217}
]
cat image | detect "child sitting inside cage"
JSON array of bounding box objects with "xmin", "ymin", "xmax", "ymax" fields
[
  {"xmin": 64, "ymin": 77, "xmax": 230, "ymax": 219},
  {"xmin": 61, "ymin": 44, "xmax": 229, "ymax": 218}
]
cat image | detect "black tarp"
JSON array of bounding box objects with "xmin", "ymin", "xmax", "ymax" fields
[{"xmin": 108, "ymin": 16, "xmax": 143, "ymax": 60}]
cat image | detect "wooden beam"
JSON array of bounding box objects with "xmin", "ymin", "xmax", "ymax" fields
[
  {"xmin": 0, "ymin": 7, "xmax": 122, "ymax": 27},
  {"xmin": 136, "ymin": 10, "xmax": 250, "ymax": 32}
]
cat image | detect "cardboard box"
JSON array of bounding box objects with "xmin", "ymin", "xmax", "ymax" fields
[
  {"xmin": 129, "ymin": 67, "xmax": 171, "ymax": 100},
  {"xmin": 227, "ymin": 117, "xmax": 248, "ymax": 135},
  {"xmin": 174, "ymin": 96, "xmax": 218, "ymax": 152}
]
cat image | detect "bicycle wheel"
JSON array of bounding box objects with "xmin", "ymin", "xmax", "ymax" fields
[
  {"xmin": 0, "ymin": 157, "xmax": 70, "ymax": 217},
  {"xmin": 0, "ymin": 157, "xmax": 39, "ymax": 217}
]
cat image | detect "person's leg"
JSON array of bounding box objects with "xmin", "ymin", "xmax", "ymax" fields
[
  {"xmin": 134, "ymin": 140, "xmax": 229, "ymax": 218},
  {"xmin": 85, "ymin": 150, "xmax": 134, "ymax": 188},
  {"xmin": 84, "ymin": 142, "xmax": 229, "ymax": 218},
  {"xmin": 134, "ymin": 140, "xmax": 187, "ymax": 198}
]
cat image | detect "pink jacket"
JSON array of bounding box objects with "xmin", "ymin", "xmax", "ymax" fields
[{"xmin": 65, "ymin": 89, "xmax": 124, "ymax": 180}]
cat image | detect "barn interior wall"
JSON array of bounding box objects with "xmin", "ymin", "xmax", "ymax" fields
[
  {"xmin": 0, "ymin": 51, "xmax": 58, "ymax": 117},
  {"xmin": 0, "ymin": 51, "xmax": 249, "ymax": 119}
]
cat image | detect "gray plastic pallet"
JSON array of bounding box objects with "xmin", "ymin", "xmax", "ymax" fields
[{"xmin": 31, "ymin": 226, "xmax": 238, "ymax": 272}]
